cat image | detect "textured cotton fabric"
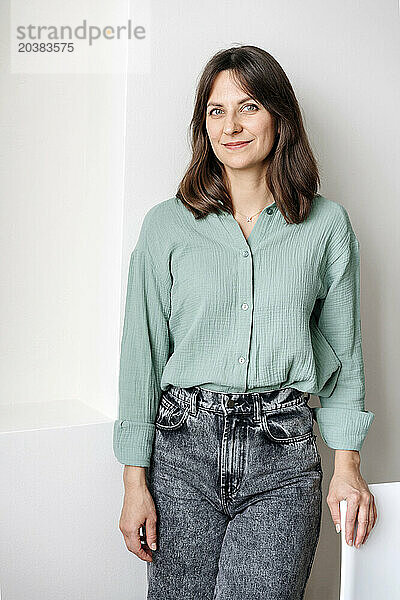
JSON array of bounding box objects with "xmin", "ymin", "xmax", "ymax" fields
[{"xmin": 113, "ymin": 194, "xmax": 375, "ymax": 467}]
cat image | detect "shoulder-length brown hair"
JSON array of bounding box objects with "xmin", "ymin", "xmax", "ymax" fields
[{"xmin": 176, "ymin": 45, "xmax": 320, "ymax": 224}]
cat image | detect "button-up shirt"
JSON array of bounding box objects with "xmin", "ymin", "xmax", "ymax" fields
[{"xmin": 113, "ymin": 194, "xmax": 375, "ymax": 466}]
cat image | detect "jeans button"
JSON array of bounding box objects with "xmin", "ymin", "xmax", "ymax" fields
[{"xmin": 227, "ymin": 398, "xmax": 235, "ymax": 408}]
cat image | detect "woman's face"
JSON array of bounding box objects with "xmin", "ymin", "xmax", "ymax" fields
[{"xmin": 205, "ymin": 70, "xmax": 277, "ymax": 172}]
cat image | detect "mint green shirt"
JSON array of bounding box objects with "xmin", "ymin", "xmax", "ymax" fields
[{"xmin": 113, "ymin": 194, "xmax": 375, "ymax": 467}]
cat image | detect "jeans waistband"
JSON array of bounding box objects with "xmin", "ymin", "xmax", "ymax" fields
[{"xmin": 165, "ymin": 385, "xmax": 310, "ymax": 417}]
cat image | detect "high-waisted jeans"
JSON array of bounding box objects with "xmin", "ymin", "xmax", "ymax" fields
[{"xmin": 145, "ymin": 385, "xmax": 323, "ymax": 600}]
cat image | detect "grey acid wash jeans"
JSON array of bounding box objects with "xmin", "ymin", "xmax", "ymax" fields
[{"xmin": 145, "ymin": 385, "xmax": 323, "ymax": 600}]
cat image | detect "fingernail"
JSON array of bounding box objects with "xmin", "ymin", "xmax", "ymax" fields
[
  {"xmin": 355, "ymin": 543, "xmax": 360, "ymax": 548},
  {"xmin": 150, "ymin": 543, "xmax": 157, "ymax": 550},
  {"xmin": 335, "ymin": 524, "xmax": 341, "ymax": 533},
  {"xmin": 348, "ymin": 539, "xmax": 353, "ymax": 546}
]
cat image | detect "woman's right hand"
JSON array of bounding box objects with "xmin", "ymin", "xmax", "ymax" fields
[{"xmin": 118, "ymin": 466, "xmax": 158, "ymax": 562}]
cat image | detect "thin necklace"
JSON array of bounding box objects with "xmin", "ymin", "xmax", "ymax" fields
[
  {"xmin": 234, "ymin": 197, "xmax": 275, "ymax": 223},
  {"xmin": 235, "ymin": 207, "xmax": 264, "ymax": 223}
]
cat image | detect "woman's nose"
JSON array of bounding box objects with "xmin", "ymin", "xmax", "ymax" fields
[{"xmin": 223, "ymin": 117, "xmax": 241, "ymax": 135}]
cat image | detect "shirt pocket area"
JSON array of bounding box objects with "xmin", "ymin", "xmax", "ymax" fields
[
  {"xmin": 155, "ymin": 391, "xmax": 190, "ymax": 430},
  {"xmin": 261, "ymin": 401, "xmax": 314, "ymax": 443}
]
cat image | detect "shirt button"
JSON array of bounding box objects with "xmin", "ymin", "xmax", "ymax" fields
[
  {"xmin": 241, "ymin": 303, "xmax": 249, "ymax": 310},
  {"xmin": 266, "ymin": 207, "xmax": 273, "ymax": 215},
  {"xmin": 242, "ymin": 250, "xmax": 249, "ymax": 257},
  {"xmin": 238, "ymin": 356, "xmax": 246, "ymax": 364}
]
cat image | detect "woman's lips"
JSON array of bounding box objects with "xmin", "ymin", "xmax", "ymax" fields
[{"xmin": 223, "ymin": 140, "xmax": 253, "ymax": 149}]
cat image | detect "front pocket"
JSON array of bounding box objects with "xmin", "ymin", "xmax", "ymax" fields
[
  {"xmin": 155, "ymin": 392, "xmax": 190, "ymax": 430},
  {"xmin": 261, "ymin": 402, "xmax": 314, "ymax": 443}
]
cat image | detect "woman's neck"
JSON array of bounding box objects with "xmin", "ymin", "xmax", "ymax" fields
[{"xmin": 223, "ymin": 165, "xmax": 274, "ymax": 216}]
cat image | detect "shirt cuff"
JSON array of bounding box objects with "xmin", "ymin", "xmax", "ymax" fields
[
  {"xmin": 312, "ymin": 407, "xmax": 375, "ymax": 451},
  {"xmin": 113, "ymin": 420, "xmax": 155, "ymax": 467}
]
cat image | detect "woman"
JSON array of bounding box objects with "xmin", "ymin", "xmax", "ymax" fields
[{"xmin": 113, "ymin": 45, "xmax": 377, "ymax": 599}]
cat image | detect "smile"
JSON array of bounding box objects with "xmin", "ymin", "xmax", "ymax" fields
[{"xmin": 223, "ymin": 140, "xmax": 253, "ymax": 149}]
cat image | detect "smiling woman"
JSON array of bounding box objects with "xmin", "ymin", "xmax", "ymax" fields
[
  {"xmin": 206, "ymin": 74, "xmax": 279, "ymax": 171},
  {"xmin": 114, "ymin": 44, "xmax": 376, "ymax": 600},
  {"xmin": 177, "ymin": 45, "xmax": 319, "ymax": 225}
]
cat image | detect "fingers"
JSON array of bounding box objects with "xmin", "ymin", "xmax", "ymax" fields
[
  {"xmin": 354, "ymin": 492, "xmax": 371, "ymax": 547},
  {"xmin": 362, "ymin": 494, "xmax": 377, "ymax": 544},
  {"xmin": 344, "ymin": 491, "xmax": 376, "ymax": 548},
  {"xmin": 327, "ymin": 497, "xmax": 341, "ymax": 534},
  {"xmin": 145, "ymin": 517, "xmax": 158, "ymax": 551},
  {"xmin": 327, "ymin": 474, "xmax": 378, "ymax": 549},
  {"xmin": 344, "ymin": 492, "xmax": 361, "ymax": 546},
  {"xmin": 120, "ymin": 521, "xmax": 154, "ymax": 563}
]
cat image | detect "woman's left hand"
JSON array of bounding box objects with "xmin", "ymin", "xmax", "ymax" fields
[{"xmin": 326, "ymin": 452, "xmax": 377, "ymax": 548}]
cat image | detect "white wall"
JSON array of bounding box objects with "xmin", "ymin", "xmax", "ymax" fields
[
  {"xmin": 123, "ymin": 1, "xmax": 400, "ymax": 598},
  {"xmin": 0, "ymin": 3, "xmax": 128, "ymax": 420},
  {"xmin": 0, "ymin": 1, "xmax": 133, "ymax": 598}
]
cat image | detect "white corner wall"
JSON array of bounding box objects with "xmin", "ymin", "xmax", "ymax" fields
[
  {"xmin": 0, "ymin": 32, "xmax": 126, "ymax": 423},
  {"xmin": 0, "ymin": 0, "xmax": 146, "ymax": 598}
]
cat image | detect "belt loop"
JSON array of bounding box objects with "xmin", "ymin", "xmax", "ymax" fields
[
  {"xmin": 189, "ymin": 387, "xmax": 199, "ymax": 416},
  {"xmin": 253, "ymin": 393, "xmax": 262, "ymax": 422}
]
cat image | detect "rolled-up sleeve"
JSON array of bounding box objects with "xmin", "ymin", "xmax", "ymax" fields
[
  {"xmin": 113, "ymin": 218, "xmax": 171, "ymax": 467},
  {"xmin": 313, "ymin": 230, "xmax": 375, "ymax": 451}
]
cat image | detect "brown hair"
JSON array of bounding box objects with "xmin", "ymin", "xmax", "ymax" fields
[{"xmin": 176, "ymin": 45, "xmax": 320, "ymax": 224}]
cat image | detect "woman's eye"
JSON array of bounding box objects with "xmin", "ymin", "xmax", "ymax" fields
[
  {"xmin": 243, "ymin": 104, "xmax": 258, "ymax": 112},
  {"xmin": 207, "ymin": 104, "xmax": 259, "ymax": 116},
  {"xmin": 208, "ymin": 108, "xmax": 222, "ymax": 116}
]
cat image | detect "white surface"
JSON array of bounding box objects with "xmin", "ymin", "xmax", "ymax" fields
[
  {"xmin": 0, "ymin": 422, "xmax": 146, "ymax": 600},
  {"xmin": 339, "ymin": 482, "xmax": 400, "ymax": 599},
  {"xmin": 0, "ymin": 399, "xmax": 111, "ymax": 434}
]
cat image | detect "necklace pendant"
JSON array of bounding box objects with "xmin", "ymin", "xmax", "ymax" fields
[{"xmin": 246, "ymin": 216, "xmax": 252, "ymax": 222}]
